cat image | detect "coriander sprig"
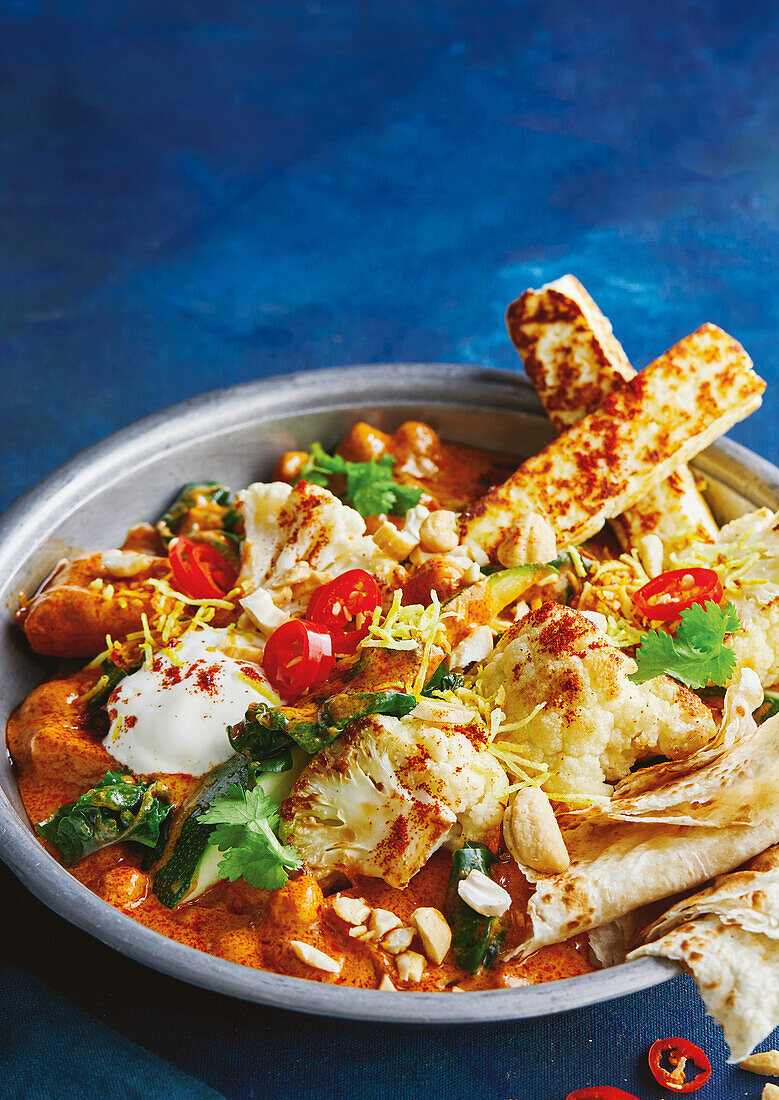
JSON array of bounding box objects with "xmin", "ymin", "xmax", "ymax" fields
[
  {"xmin": 629, "ymin": 600, "xmax": 740, "ymax": 689},
  {"xmin": 296, "ymin": 442, "xmax": 423, "ymax": 517},
  {"xmin": 198, "ymin": 783, "xmax": 301, "ymax": 891}
]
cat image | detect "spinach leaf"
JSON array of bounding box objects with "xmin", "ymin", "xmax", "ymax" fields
[
  {"xmin": 422, "ymin": 660, "xmax": 464, "ymax": 697},
  {"xmin": 37, "ymin": 770, "xmax": 171, "ymax": 865},
  {"xmin": 157, "ymin": 481, "xmax": 234, "ymax": 542},
  {"xmin": 89, "ymin": 658, "xmax": 143, "ymax": 711},
  {"xmin": 229, "ymin": 689, "xmax": 418, "ymax": 758}
]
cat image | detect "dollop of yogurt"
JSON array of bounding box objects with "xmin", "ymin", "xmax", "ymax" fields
[{"xmin": 104, "ymin": 631, "xmax": 272, "ymax": 775}]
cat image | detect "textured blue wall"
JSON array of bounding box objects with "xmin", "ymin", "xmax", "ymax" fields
[
  {"xmin": 1, "ymin": 0, "xmax": 777, "ymax": 511},
  {"xmin": 1, "ymin": 2, "xmax": 777, "ymax": 1097}
]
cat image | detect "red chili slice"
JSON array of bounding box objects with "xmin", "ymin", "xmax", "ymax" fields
[
  {"xmin": 262, "ymin": 619, "xmax": 334, "ymax": 701},
  {"xmin": 169, "ymin": 536, "xmax": 238, "ymax": 600},
  {"xmin": 566, "ymin": 1089, "xmax": 641, "ymax": 1100},
  {"xmin": 306, "ymin": 569, "xmax": 381, "ymax": 653},
  {"xmin": 633, "ymin": 567, "xmax": 723, "ymax": 622},
  {"xmin": 648, "ymin": 1037, "xmax": 712, "ymax": 1092}
]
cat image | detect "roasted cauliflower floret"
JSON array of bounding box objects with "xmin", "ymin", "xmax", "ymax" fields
[
  {"xmin": 673, "ymin": 508, "xmax": 779, "ymax": 687},
  {"xmin": 237, "ymin": 480, "xmax": 400, "ymax": 615},
  {"xmin": 479, "ymin": 602, "xmax": 716, "ymax": 798},
  {"xmin": 281, "ymin": 714, "xmax": 509, "ymax": 888}
]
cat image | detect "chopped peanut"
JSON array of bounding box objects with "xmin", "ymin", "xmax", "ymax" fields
[
  {"xmin": 372, "ymin": 521, "xmax": 419, "ymax": 562},
  {"xmin": 741, "ymin": 1051, "xmax": 779, "ymax": 1075},
  {"xmin": 369, "ymin": 908, "xmax": 403, "ymax": 937},
  {"xmin": 410, "ymin": 907, "xmax": 452, "ymax": 966},
  {"xmin": 382, "ymin": 927, "xmax": 415, "ymax": 955},
  {"xmin": 419, "ymin": 510, "xmax": 459, "ymax": 554},
  {"xmin": 378, "ymin": 974, "xmax": 397, "ymax": 991},
  {"xmin": 457, "ymin": 869, "xmax": 512, "ymax": 918},
  {"xmin": 332, "ymin": 895, "xmax": 371, "ymax": 926},
  {"xmin": 289, "ymin": 940, "xmax": 341, "ymax": 974},
  {"xmin": 396, "ymin": 951, "xmax": 426, "ymax": 984}
]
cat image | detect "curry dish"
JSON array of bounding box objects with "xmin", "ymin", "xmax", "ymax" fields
[
  {"xmin": 7, "ymin": 422, "xmax": 593, "ymax": 990},
  {"xmin": 6, "ymin": 277, "xmax": 779, "ymax": 1059}
]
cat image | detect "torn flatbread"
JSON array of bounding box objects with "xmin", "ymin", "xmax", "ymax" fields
[
  {"xmin": 605, "ymin": 670, "xmax": 775, "ymax": 827},
  {"xmin": 503, "ymin": 672, "xmax": 779, "ymax": 959},
  {"xmin": 632, "ymin": 846, "xmax": 779, "ymax": 1061}
]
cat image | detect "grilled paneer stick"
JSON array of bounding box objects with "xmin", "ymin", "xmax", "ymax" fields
[
  {"xmin": 463, "ymin": 323, "xmax": 764, "ymax": 558},
  {"xmin": 506, "ymin": 275, "xmax": 718, "ymax": 556}
]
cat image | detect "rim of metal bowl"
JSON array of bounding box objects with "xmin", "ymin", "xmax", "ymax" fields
[{"xmin": 2, "ymin": 363, "xmax": 776, "ymax": 1024}]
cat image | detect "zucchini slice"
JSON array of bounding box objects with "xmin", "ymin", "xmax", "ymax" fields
[{"xmin": 153, "ymin": 749, "xmax": 308, "ymax": 908}]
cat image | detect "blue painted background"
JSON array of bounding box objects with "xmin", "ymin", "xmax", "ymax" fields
[{"xmin": 1, "ymin": 1, "xmax": 777, "ymax": 1097}]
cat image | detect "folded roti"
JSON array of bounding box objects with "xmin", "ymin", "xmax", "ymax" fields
[
  {"xmin": 606, "ymin": 670, "xmax": 776, "ymax": 827},
  {"xmin": 504, "ymin": 672, "xmax": 779, "ymax": 959},
  {"xmin": 631, "ymin": 846, "xmax": 779, "ymax": 1061}
]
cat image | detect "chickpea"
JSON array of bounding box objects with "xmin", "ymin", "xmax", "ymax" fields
[
  {"xmin": 394, "ymin": 421, "xmax": 440, "ymax": 455},
  {"xmin": 273, "ymin": 450, "xmax": 308, "ymax": 482},
  {"xmin": 95, "ymin": 866, "xmax": 150, "ymax": 909},
  {"xmin": 402, "ymin": 557, "xmax": 466, "ymax": 605},
  {"xmin": 266, "ymin": 874, "xmax": 324, "ymax": 930},
  {"xmin": 337, "ymin": 422, "xmax": 390, "ymax": 462},
  {"xmin": 497, "ymin": 513, "xmax": 557, "ymax": 567}
]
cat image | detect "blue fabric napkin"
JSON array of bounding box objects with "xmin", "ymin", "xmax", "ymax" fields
[{"xmin": 0, "ymin": 963, "xmax": 225, "ymax": 1100}]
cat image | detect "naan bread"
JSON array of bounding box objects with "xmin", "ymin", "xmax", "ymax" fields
[
  {"xmin": 632, "ymin": 846, "xmax": 779, "ymax": 1061},
  {"xmin": 506, "ymin": 818, "xmax": 779, "ymax": 961},
  {"xmin": 605, "ymin": 670, "xmax": 775, "ymax": 827}
]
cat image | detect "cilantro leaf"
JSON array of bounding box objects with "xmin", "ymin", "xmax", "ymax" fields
[
  {"xmin": 197, "ymin": 782, "xmax": 301, "ymax": 891},
  {"xmin": 198, "ymin": 783, "xmax": 278, "ymax": 828},
  {"xmin": 630, "ymin": 600, "xmax": 739, "ymax": 689},
  {"xmin": 215, "ymin": 832, "xmax": 299, "ymax": 891},
  {"xmin": 296, "ymin": 441, "xmax": 423, "ymax": 517}
]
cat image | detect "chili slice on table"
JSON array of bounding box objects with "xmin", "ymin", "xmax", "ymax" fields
[
  {"xmin": 647, "ymin": 1037, "xmax": 712, "ymax": 1092},
  {"xmin": 262, "ymin": 619, "xmax": 334, "ymax": 700},
  {"xmin": 566, "ymin": 1089, "xmax": 641, "ymax": 1100},
  {"xmin": 306, "ymin": 568, "xmax": 381, "ymax": 653},
  {"xmin": 169, "ymin": 536, "xmax": 238, "ymax": 600},
  {"xmin": 633, "ymin": 567, "xmax": 723, "ymax": 622}
]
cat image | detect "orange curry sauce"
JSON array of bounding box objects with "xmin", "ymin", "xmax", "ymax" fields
[{"xmin": 6, "ymin": 422, "xmax": 594, "ymax": 991}]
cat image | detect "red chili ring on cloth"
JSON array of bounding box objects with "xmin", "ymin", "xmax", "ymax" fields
[{"xmin": 647, "ymin": 1036, "xmax": 712, "ymax": 1092}]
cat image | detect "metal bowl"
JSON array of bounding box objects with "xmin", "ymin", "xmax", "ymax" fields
[{"xmin": 2, "ymin": 364, "xmax": 777, "ymax": 1024}]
